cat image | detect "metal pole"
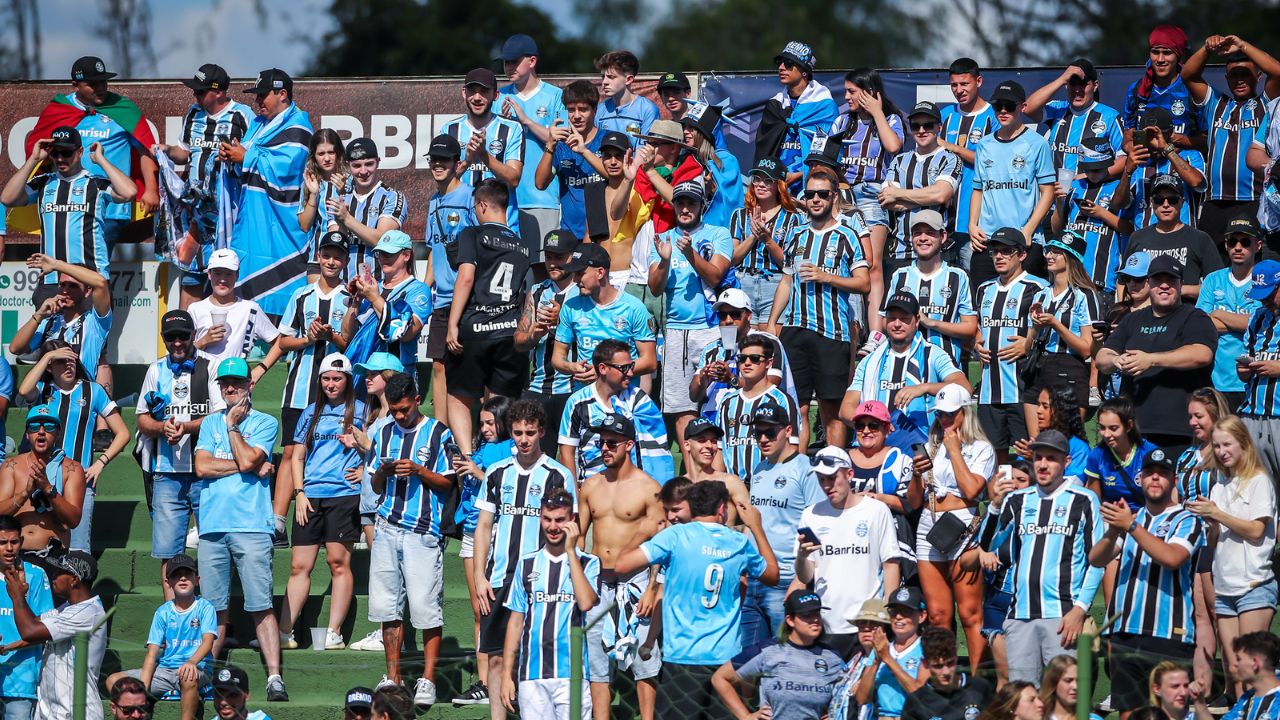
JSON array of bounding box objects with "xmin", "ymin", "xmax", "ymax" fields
[
  {"xmin": 72, "ymin": 631, "xmax": 88, "ymax": 720},
  {"xmin": 570, "ymin": 625, "xmax": 585, "ymax": 720},
  {"xmin": 1076, "ymin": 628, "xmax": 1092, "ymax": 720}
]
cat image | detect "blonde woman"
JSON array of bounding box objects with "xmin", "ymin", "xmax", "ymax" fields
[
  {"xmin": 1039, "ymin": 656, "xmax": 1084, "ymax": 720},
  {"xmin": 1187, "ymin": 415, "xmax": 1277, "ymax": 699},
  {"xmin": 907, "ymin": 383, "xmax": 994, "ymax": 672}
]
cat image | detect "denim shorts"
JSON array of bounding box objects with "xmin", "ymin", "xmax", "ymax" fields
[
  {"xmin": 738, "ymin": 272, "xmax": 783, "ymax": 322},
  {"xmin": 1215, "ymin": 578, "xmax": 1279, "ymax": 617},
  {"xmin": 151, "ymin": 472, "xmax": 204, "ymax": 559},
  {"xmin": 69, "ymin": 486, "xmax": 95, "ymax": 553},
  {"xmin": 198, "ymin": 532, "xmax": 274, "ymax": 612},
  {"xmin": 851, "ymin": 182, "xmax": 888, "ymax": 228},
  {"xmin": 982, "ymin": 588, "xmax": 1014, "ymax": 638},
  {"xmin": 368, "ymin": 519, "xmax": 445, "ymax": 629}
]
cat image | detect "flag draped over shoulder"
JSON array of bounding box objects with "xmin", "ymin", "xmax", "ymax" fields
[
  {"xmin": 222, "ymin": 103, "xmax": 312, "ymax": 319},
  {"xmin": 27, "ymin": 93, "xmax": 156, "ymax": 197}
]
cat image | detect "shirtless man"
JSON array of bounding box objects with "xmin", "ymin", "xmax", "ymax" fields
[
  {"xmin": 599, "ymin": 131, "xmax": 641, "ymax": 283},
  {"xmin": 0, "ymin": 406, "xmax": 85, "ymax": 551},
  {"xmin": 681, "ymin": 418, "xmax": 749, "ymax": 527},
  {"xmin": 577, "ymin": 414, "xmax": 664, "ymax": 720}
]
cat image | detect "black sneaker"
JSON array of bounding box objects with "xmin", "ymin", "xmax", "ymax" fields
[
  {"xmin": 272, "ymin": 527, "xmax": 288, "ymax": 548},
  {"xmin": 452, "ymin": 682, "xmax": 489, "ymax": 706},
  {"xmin": 1208, "ymin": 692, "xmax": 1235, "ymax": 715}
]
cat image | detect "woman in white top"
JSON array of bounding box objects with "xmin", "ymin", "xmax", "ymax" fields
[
  {"xmin": 1187, "ymin": 415, "xmax": 1277, "ymax": 699},
  {"xmin": 906, "ymin": 383, "xmax": 994, "ymax": 672}
]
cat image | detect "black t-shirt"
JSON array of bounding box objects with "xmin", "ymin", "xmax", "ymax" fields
[
  {"xmin": 901, "ymin": 674, "xmax": 994, "ymax": 720},
  {"xmin": 1102, "ymin": 302, "xmax": 1217, "ymax": 436},
  {"xmin": 455, "ymin": 221, "xmax": 530, "ymax": 338},
  {"xmin": 1125, "ymin": 225, "xmax": 1224, "ymax": 286}
]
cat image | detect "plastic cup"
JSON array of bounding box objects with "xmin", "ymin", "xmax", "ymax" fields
[
  {"xmin": 1056, "ymin": 167, "xmax": 1075, "ymax": 194},
  {"xmin": 209, "ymin": 309, "xmax": 228, "ymax": 332},
  {"xmin": 310, "ymin": 627, "xmax": 328, "ymax": 651},
  {"xmin": 719, "ymin": 325, "xmax": 738, "ymax": 355}
]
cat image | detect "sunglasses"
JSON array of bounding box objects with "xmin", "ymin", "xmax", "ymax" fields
[
  {"xmin": 113, "ymin": 705, "xmax": 148, "ymax": 717},
  {"xmin": 779, "ymin": 60, "xmax": 799, "ymax": 70},
  {"xmin": 26, "ymin": 421, "xmax": 59, "ymax": 433},
  {"xmin": 1152, "ymin": 195, "xmax": 1182, "ymax": 206},
  {"xmin": 736, "ymin": 353, "xmax": 769, "ymax": 365},
  {"xmin": 602, "ymin": 361, "xmax": 635, "ymax": 375},
  {"xmin": 991, "ymin": 245, "xmax": 1022, "ymax": 256},
  {"xmin": 49, "ymin": 149, "xmax": 76, "ymax": 160},
  {"xmin": 717, "ymin": 310, "xmax": 745, "ymax": 321},
  {"xmin": 909, "ymin": 122, "xmax": 937, "ymax": 131},
  {"xmin": 935, "ymin": 409, "xmax": 959, "ymax": 419},
  {"xmin": 854, "ymin": 420, "xmax": 883, "ymax": 431},
  {"xmin": 751, "ymin": 425, "xmax": 786, "ymax": 439},
  {"xmin": 600, "ymin": 438, "xmax": 629, "ymax": 449},
  {"xmin": 1123, "ymin": 276, "xmax": 1148, "ymax": 284},
  {"xmin": 163, "ymin": 332, "xmax": 191, "ymax": 342},
  {"xmin": 1225, "ymin": 237, "xmax": 1255, "ymax": 248},
  {"xmin": 806, "ymin": 189, "xmax": 834, "ymax": 200},
  {"xmin": 1226, "ymin": 69, "xmax": 1257, "ymax": 81},
  {"xmin": 993, "ymin": 100, "xmax": 1019, "ymax": 113}
]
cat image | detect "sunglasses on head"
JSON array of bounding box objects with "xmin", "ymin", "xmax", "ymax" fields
[
  {"xmin": 909, "ymin": 122, "xmax": 936, "ymax": 131},
  {"xmin": 26, "ymin": 421, "xmax": 59, "ymax": 433},
  {"xmin": 806, "ymin": 189, "xmax": 834, "ymax": 200},
  {"xmin": 736, "ymin": 352, "xmax": 769, "ymax": 365},
  {"xmin": 1152, "ymin": 194, "xmax": 1182, "ymax": 206},
  {"xmin": 993, "ymin": 100, "xmax": 1019, "ymax": 113}
]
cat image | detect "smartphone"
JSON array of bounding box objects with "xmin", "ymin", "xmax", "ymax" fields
[
  {"xmin": 1238, "ymin": 354, "xmax": 1257, "ymax": 365},
  {"xmin": 911, "ymin": 443, "xmax": 928, "ymax": 459},
  {"xmin": 798, "ymin": 527, "xmax": 822, "ymax": 546},
  {"xmin": 1132, "ymin": 128, "xmax": 1149, "ymax": 147},
  {"xmin": 553, "ymin": 291, "xmax": 567, "ymax": 304},
  {"xmin": 1029, "ymin": 302, "xmax": 1043, "ymax": 316}
]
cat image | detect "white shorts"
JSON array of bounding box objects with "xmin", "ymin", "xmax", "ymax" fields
[
  {"xmin": 661, "ymin": 326, "xmax": 720, "ymax": 414},
  {"xmin": 518, "ymin": 678, "xmax": 592, "ymax": 720},
  {"xmin": 914, "ymin": 507, "xmax": 977, "ymax": 562},
  {"xmin": 459, "ymin": 531, "xmax": 475, "ymax": 559},
  {"xmin": 367, "ymin": 519, "xmax": 445, "ymax": 629}
]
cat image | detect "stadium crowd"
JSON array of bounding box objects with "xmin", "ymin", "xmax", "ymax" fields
[{"xmin": 1, "ymin": 19, "xmax": 1280, "ymax": 720}]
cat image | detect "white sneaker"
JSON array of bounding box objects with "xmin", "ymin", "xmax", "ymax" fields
[
  {"xmin": 857, "ymin": 331, "xmax": 887, "ymax": 358},
  {"xmin": 414, "ymin": 678, "xmax": 437, "ymax": 710},
  {"xmin": 185, "ymin": 525, "xmax": 200, "ymax": 549},
  {"xmin": 375, "ymin": 675, "xmax": 401, "ymax": 692},
  {"xmin": 249, "ymin": 631, "xmax": 296, "ymax": 650},
  {"xmin": 349, "ymin": 629, "xmax": 385, "ymax": 652},
  {"xmin": 324, "ymin": 628, "xmax": 345, "ymax": 649}
]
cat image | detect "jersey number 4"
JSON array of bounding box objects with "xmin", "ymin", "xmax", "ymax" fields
[{"xmin": 489, "ymin": 262, "xmax": 515, "ymax": 302}]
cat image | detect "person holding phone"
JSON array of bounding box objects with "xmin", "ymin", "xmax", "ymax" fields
[
  {"xmin": 515, "ymin": 230, "xmax": 580, "ymax": 455},
  {"xmin": 1050, "ymin": 138, "xmax": 1132, "ymax": 300},
  {"xmin": 1197, "ymin": 214, "xmax": 1265, "ymax": 410},
  {"xmin": 1111, "ymin": 107, "xmax": 1206, "ymax": 232},
  {"xmin": 1238, "ymin": 259, "xmax": 1280, "ymax": 483}
]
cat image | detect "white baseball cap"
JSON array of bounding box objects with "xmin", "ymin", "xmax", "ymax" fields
[
  {"xmin": 713, "ymin": 288, "xmax": 752, "ymax": 312},
  {"xmin": 207, "ymin": 248, "xmax": 241, "ymax": 273},
  {"xmin": 318, "ymin": 352, "xmax": 353, "ymax": 376},
  {"xmin": 813, "ymin": 447, "xmax": 852, "ymax": 475},
  {"xmin": 934, "ymin": 383, "xmax": 974, "ymax": 413}
]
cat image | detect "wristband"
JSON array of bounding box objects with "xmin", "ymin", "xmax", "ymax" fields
[{"xmin": 1127, "ymin": 519, "xmax": 1139, "ymax": 533}]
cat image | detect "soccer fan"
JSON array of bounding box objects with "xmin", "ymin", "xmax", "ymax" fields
[
  {"xmin": 1191, "ymin": 632, "xmax": 1280, "ymax": 720},
  {"xmin": 218, "ymin": 68, "xmax": 313, "ymax": 318},
  {"xmin": 1122, "ymin": 25, "xmax": 1199, "ymax": 146},
  {"xmin": 856, "ymin": 587, "xmax": 927, "ymax": 720},
  {"xmin": 742, "ymin": 401, "xmax": 823, "ymax": 646},
  {"xmin": 690, "ymin": 289, "xmax": 795, "ymax": 422},
  {"xmin": 445, "ymin": 179, "xmax": 531, "ymax": 455},
  {"xmin": 1113, "ymin": 108, "xmax": 1207, "ymax": 231},
  {"xmin": 682, "ymin": 103, "xmax": 742, "ymax": 229},
  {"xmin": 558, "ymin": 341, "xmax": 672, "ymax": 484},
  {"xmin": 1, "ymin": 128, "xmax": 135, "ymax": 305},
  {"xmin": 297, "ymin": 128, "xmax": 348, "ymax": 274},
  {"xmin": 135, "ymin": 310, "xmax": 224, "ymax": 589},
  {"xmin": 1022, "ymin": 59, "xmax": 1126, "ymax": 176},
  {"xmin": 423, "ymin": 133, "xmax": 474, "ymax": 424},
  {"xmin": 713, "ymin": 333, "xmax": 801, "ymax": 482},
  {"xmin": 1088, "ymin": 449, "xmax": 1203, "ymax": 715},
  {"xmin": 499, "ymin": 491, "xmax": 598, "ymax": 720},
  {"xmin": 0, "ymin": 514, "xmax": 52, "ymax": 719},
  {"xmin": 344, "ymin": 687, "xmax": 375, "ymax": 720},
  {"xmin": 658, "ymin": 71, "xmax": 693, "ymax": 120},
  {"xmin": 971, "ymin": 458, "xmax": 1032, "ymax": 687},
  {"xmin": 193, "ymin": 357, "xmax": 286, "ymax": 700},
  {"xmin": 442, "ymin": 68, "xmax": 524, "ymax": 209},
  {"xmin": 107, "ymin": 678, "xmax": 151, "ymax": 720},
  {"xmin": 515, "ymin": 230, "xmax": 581, "ymax": 454},
  {"xmin": 208, "ymin": 667, "xmax": 266, "ymax": 720},
  {"xmin": 1084, "ymin": 398, "xmax": 1159, "ymax": 518},
  {"xmin": 496, "ymin": 34, "xmax": 568, "ymax": 248},
  {"xmin": 160, "ymin": 63, "xmax": 254, "ymax": 306},
  {"xmin": 648, "ymin": 178, "xmax": 733, "ymax": 440},
  {"xmin": 615, "ymin": 480, "xmax": 779, "ymax": 720},
  {"xmin": 1196, "ymin": 214, "xmax": 1264, "ymax": 410},
  {"xmin": 730, "ymin": 156, "xmax": 803, "ymax": 325},
  {"xmin": 533, "ymin": 80, "xmax": 604, "ymax": 241},
  {"xmin": 882, "ymin": 209, "xmax": 977, "ymax": 366},
  {"xmin": 1125, "ymin": 174, "xmax": 1222, "ymax": 298},
  {"xmin": 938, "ymin": 58, "xmax": 999, "ymax": 270},
  {"xmin": 552, "ymin": 243, "xmax": 658, "ymax": 387},
  {"xmin": 1238, "ymin": 259, "xmax": 1280, "ymax": 480},
  {"xmin": 842, "ymin": 291, "xmax": 970, "ymax": 449},
  {"xmin": 901, "ymin": 626, "xmax": 994, "ymax": 720},
  {"xmin": 633, "ymin": 120, "xmax": 704, "ymax": 236},
  {"xmin": 761, "ymin": 41, "xmax": 840, "ymax": 190},
  {"xmin": 1148, "ymin": 663, "xmax": 1193, "ymax": 720},
  {"xmin": 1050, "ymin": 138, "xmax": 1131, "ymax": 296},
  {"xmin": 474, "ymin": 399, "xmax": 575, "ymax": 720},
  {"xmin": 879, "ymin": 102, "xmax": 963, "ymax": 278},
  {"xmin": 990, "ymin": 429, "xmax": 1104, "ymax": 683},
  {"xmin": 26, "ymin": 56, "xmax": 158, "ymax": 235},
  {"xmin": 365, "ymin": 374, "xmax": 456, "ymax": 710},
  {"xmin": 323, "ymin": 137, "xmax": 407, "ymax": 280},
  {"xmin": 969, "ymin": 80, "xmax": 1056, "ymax": 288},
  {"xmin": 1182, "ymin": 34, "xmax": 1280, "ymax": 241},
  {"xmin": 342, "ymin": 230, "xmax": 432, "ymax": 374},
  {"xmin": 0, "ymin": 406, "xmax": 86, "ymax": 553},
  {"xmin": 188, "ymin": 248, "xmax": 280, "ymax": 369},
  {"xmin": 796, "ymin": 447, "xmax": 902, "ymax": 657},
  {"xmin": 766, "ymin": 171, "xmax": 870, "ymax": 450},
  {"xmin": 8, "ymin": 252, "xmax": 114, "ymax": 390},
  {"xmin": 681, "ymin": 419, "xmax": 752, "ymax": 524},
  {"xmin": 594, "ymin": 51, "xmax": 660, "ymax": 146},
  {"xmin": 1023, "ymin": 232, "xmax": 1102, "ymax": 419},
  {"xmin": 1097, "ymin": 255, "xmax": 1217, "ymax": 453},
  {"xmin": 599, "ymin": 132, "xmax": 655, "ymax": 298}
]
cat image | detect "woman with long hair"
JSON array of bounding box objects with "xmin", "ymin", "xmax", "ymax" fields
[
  {"xmin": 1040, "ymin": 655, "xmax": 1086, "ymax": 720},
  {"xmin": 978, "ymin": 681, "xmax": 1043, "ymax": 720},
  {"xmin": 1101, "ymin": 252, "xmax": 1153, "ymax": 401},
  {"xmin": 681, "ymin": 106, "xmax": 742, "ymax": 229},
  {"xmin": 1188, "ymin": 416, "xmax": 1277, "ymax": 699},
  {"xmin": 1014, "ymin": 387, "xmax": 1089, "ymax": 481},
  {"xmin": 277, "ymin": 353, "xmax": 364, "ymax": 650},
  {"xmin": 1024, "ymin": 232, "xmax": 1101, "ymax": 430},
  {"xmin": 907, "ymin": 384, "xmax": 994, "ymax": 672},
  {"xmin": 831, "ymin": 68, "xmax": 904, "ymax": 337},
  {"xmin": 730, "ymin": 157, "xmax": 803, "ymax": 329},
  {"xmin": 298, "ymin": 128, "xmax": 349, "ymax": 279}
]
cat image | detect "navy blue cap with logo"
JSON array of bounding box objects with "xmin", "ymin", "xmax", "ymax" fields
[
  {"xmin": 49, "ymin": 126, "xmax": 82, "ymax": 151},
  {"xmin": 589, "ymin": 413, "xmax": 636, "ymax": 440},
  {"xmin": 751, "ymin": 401, "xmax": 789, "ymax": 427},
  {"xmin": 774, "ymin": 41, "xmax": 817, "ymax": 73},
  {"xmin": 346, "ymin": 137, "xmax": 378, "ymax": 161},
  {"xmin": 750, "ymin": 156, "xmax": 785, "ymax": 182}
]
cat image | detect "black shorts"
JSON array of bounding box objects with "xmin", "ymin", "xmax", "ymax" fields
[
  {"xmin": 478, "ymin": 584, "xmax": 514, "ymax": 654},
  {"xmin": 522, "ymin": 389, "xmax": 570, "ymax": 455},
  {"xmin": 1108, "ymin": 633, "xmax": 1194, "ymax": 712},
  {"xmin": 280, "ymin": 408, "xmax": 305, "ymax": 446},
  {"xmin": 444, "ymin": 334, "xmax": 529, "ymax": 399},
  {"xmin": 656, "ymin": 663, "xmax": 733, "ymax": 720},
  {"xmin": 978, "ymin": 403, "xmax": 1029, "ymax": 453},
  {"xmin": 426, "ymin": 308, "xmax": 450, "ymax": 361},
  {"xmin": 1021, "ymin": 352, "xmax": 1089, "ymax": 406},
  {"xmin": 780, "ymin": 327, "xmax": 850, "ymax": 403},
  {"xmin": 291, "ymin": 494, "xmax": 361, "ymax": 545}
]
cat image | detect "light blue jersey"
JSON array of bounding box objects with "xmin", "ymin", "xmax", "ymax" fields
[
  {"xmin": 650, "ymin": 223, "xmax": 734, "ymax": 330},
  {"xmin": 596, "ymin": 95, "xmax": 661, "ymax": 147},
  {"xmin": 939, "ymin": 102, "xmax": 999, "ymax": 234},
  {"xmin": 554, "ymin": 291, "xmax": 656, "ymax": 386},
  {"xmin": 26, "ymin": 307, "xmax": 112, "ymax": 382},
  {"xmin": 0, "ymin": 563, "xmax": 52, "ymax": 699},
  {"xmin": 875, "ymin": 636, "xmax": 924, "ymax": 718},
  {"xmin": 972, "ymin": 128, "xmax": 1056, "ymax": 236},
  {"xmin": 641, "ymin": 522, "xmax": 767, "ymax": 665},
  {"xmin": 1196, "ymin": 268, "xmax": 1260, "ymax": 393},
  {"xmin": 848, "ymin": 334, "xmax": 962, "ymax": 438},
  {"xmin": 293, "ymin": 400, "xmax": 367, "ymax": 499},
  {"xmin": 748, "ymin": 452, "xmax": 824, "ymax": 581},
  {"xmin": 148, "ymin": 597, "xmax": 218, "ymax": 670},
  {"xmin": 499, "ymin": 80, "xmax": 567, "ymax": 210},
  {"xmin": 195, "ymin": 409, "xmax": 278, "ymax": 535},
  {"xmin": 425, "ymin": 184, "xmax": 477, "ymax": 310},
  {"xmin": 441, "ymin": 113, "xmax": 523, "ymax": 228}
]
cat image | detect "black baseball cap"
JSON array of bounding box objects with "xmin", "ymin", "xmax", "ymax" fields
[
  {"xmin": 345, "ymin": 687, "xmax": 375, "ymax": 710},
  {"xmin": 244, "ymin": 68, "xmax": 292, "ymax": 95},
  {"xmin": 1149, "ymin": 173, "xmax": 1182, "ymax": 197},
  {"xmin": 165, "ymin": 553, "xmax": 198, "ymax": 578},
  {"xmin": 886, "ymin": 586, "xmax": 926, "ymax": 611},
  {"xmin": 28, "ymin": 545, "xmax": 97, "ymax": 585},
  {"xmin": 599, "ymin": 131, "xmax": 630, "ymax": 153},
  {"xmin": 1139, "ymin": 107, "xmax": 1174, "ymax": 133},
  {"xmin": 988, "ymin": 227, "xmax": 1028, "ymax": 248},
  {"xmin": 684, "ymin": 417, "xmax": 724, "ymax": 441},
  {"xmin": 1028, "ymin": 429, "xmax": 1071, "ymax": 455},
  {"xmin": 991, "ymin": 80, "xmax": 1027, "ymax": 105},
  {"xmin": 1141, "ymin": 448, "xmax": 1176, "ymax": 473},
  {"xmin": 1225, "ymin": 213, "xmax": 1263, "ymax": 240},
  {"xmin": 884, "ymin": 291, "xmax": 921, "ymax": 316},
  {"xmin": 161, "ymin": 310, "xmax": 196, "ymax": 337},
  {"xmin": 49, "ymin": 126, "xmax": 82, "ymax": 151},
  {"xmin": 1148, "ymin": 254, "xmax": 1184, "ymax": 279},
  {"xmin": 657, "ymin": 71, "xmax": 691, "ymax": 91},
  {"xmin": 907, "ymin": 101, "xmax": 942, "ymax": 122},
  {"xmin": 784, "ymin": 590, "xmax": 824, "ymax": 616},
  {"xmin": 71, "ymin": 56, "xmax": 115, "ymax": 83},
  {"xmin": 318, "ymin": 230, "xmax": 351, "ymax": 253},
  {"xmin": 427, "ymin": 134, "xmax": 462, "ymax": 160},
  {"xmin": 1068, "ymin": 58, "xmax": 1098, "ymax": 82},
  {"xmin": 751, "ymin": 401, "xmax": 789, "ymax": 427},
  {"xmin": 561, "ymin": 243, "xmax": 610, "ymax": 273},
  {"xmin": 464, "ymin": 68, "xmax": 497, "ymax": 89},
  {"xmin": 805, "ymin": 131, "xmax": 844, "ymax": 170},
  {"xmin": 182, "ymin": 63, "xmax": 231, "ymax": 92},
  {"xmin": 589, "ymin": 413, "xmax": 636, "ymax": 440},
  {"xmin": 346, "ymin": 137, "xmax": 378, "ymax": 161},
  {"xmin": 543, "ymin": 229, "xmax": 580, "ymax": 256},
  {"xmin": 212, "ymin": 666, "xmax": 250, "ymax": 695},
  {"xmin": 750, "ymin": 156, "xmax": 785, "ymax": 182},
  {"xmin": 495, "ymin": 34, "xmax": 538, "ymax": 62}
]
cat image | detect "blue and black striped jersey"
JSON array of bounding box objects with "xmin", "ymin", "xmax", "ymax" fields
[
  {"xmin": 783, "ymin": 223, "xmax": 868, "ymax": 342},
  {"xmin": 276, "ymin": 283, "xmax": 352, "ymax": 410},
  {"xmin": 526, "ymin": 280, "xmax": 579, "ymax": 397},
  {"xmin": 25, "ymin": 171, "xmax": 123, "ymax": 284},
  {"xmin": 328, "ymin": 182, "xmax": 409, "ymax": 279},
  {"xmin": 505, "ymin": 548, "xmax": 599, "ymax": 681},
  {"xmin": 882, "ymin": 263, "xmax": 974, "ymax": 365},
  {"xmin": 476, "ymin": 454, "xmax": 575, "ymax": 587},
  {"xmin": 715, "ymin": 386, "xmax": 800, "ymax": 482},
  {"xmin": 369, "ymin": 414, "xmax": 455, "ymax": 535},
  {"xmin": 976, "ymin": 272, "xmax": 1046, "ymax": 405},
  {"xmin": 1108, "ymin": 504, "xmax": 1202, "ymax": 644},
  {"xmin": 1198, "ymin": 88, "xmax": 1271, "ymax": 202},
  {"xmin": 730, "ymin": 206, "xmax": 802, "ymax": 277},
  {"xmin": 883, "ymin": 148, "xmax": 962, "ymax": 261},
  {"xmin": 1040, "ymin": 101, "xmax": 1125, "ymax": 173},
  {"xmin": 1240, "ymin": 305, "xmax": 1280, "ymax": 417}
]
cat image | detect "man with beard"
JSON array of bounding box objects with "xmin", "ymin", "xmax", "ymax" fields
[
  {"xmin": 516, "ymin": 230, "xmax": 582, "ymax": 454},
  {"xmin": 0, "ymin": 407, "xmax": 86, "ymax": 552},
  {"xmin": 442, "ymin": 68, "xmax": 524, "ymax": 232},
  {"xmin": 577, "ymin": 414, "xmax": 664, "ymax": 720},
  {"xmin": 901, "ymin": 626, "xmax": 994, "ymax": 720}
]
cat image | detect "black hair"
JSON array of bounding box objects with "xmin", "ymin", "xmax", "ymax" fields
[
  {"xmin": 659, "ymin": 476, "xmax": 693, "ymax": 505},
  {"xmin": 477, "ymin": 395, "xmax": 514, "ymax": 446},
  {"xmin": 686, "ymin": 480, "xmax": 728, "ymax": 518},
  {"xmin": 110, "ymin": 676, "xmax": 150, "ymax": 705},
  {"xmin": 474, "ymin": 178, "xmax": 509, "ymax": 210},
  {"xmin": 739, "ymin": 333, "xmax": 775, "ymax": 357},
  {"xmin": 371, "ymin": 686, "xmax": 414, "ymax": 720},
  {"xmin": 383, "ymin": 372, "xmax": 418, "ymax": 405},
  {"xmin": 507, "ymin": 398, "xmax": 547, "ymax": 432},
  {"xmin": 541, "ymin": 488, "xmax": 575, "ymax": 511},
  {"xmin": 592, "ymin": 338, "xmax": 631, "ymax": 367},
  {"xmin": 1234, "ymin": 632, "xmax": 1280, "ymax": 668},
  {"xmin": 920, "ymin": 624, "xmax": 957, "ymax": 661},
  {"xmin": 949, "ymin": 57, "xmax": 981, "ymax": 76},
  {"xmin": 563, "ymin": 80, "xmax": 600, "ymax": 108},
  {"xmin": 306, "ymin": 367, "xmax": 355, "ymax": 455},
  {"xmin": 1098, "ymin": 396, "xmax": 1142, "ymax": 446},
  {"xmin": 1042, "ymin": 386, "xmax": 1086, "ymax": 440},
  {"xmin": 1126, "ymin": 708, "xmax": 1170, "ymax": 720},
  {"xmin": 844, "ymin": 68, "xmax": 902, "ymax": 118},
  {"xmin": 0, "ymin": 515, "xmax": 22, "ymax": 534},
  {"xmin": 1009, "ymin": 457, "xmax": 1034, "ymax": 479}
]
